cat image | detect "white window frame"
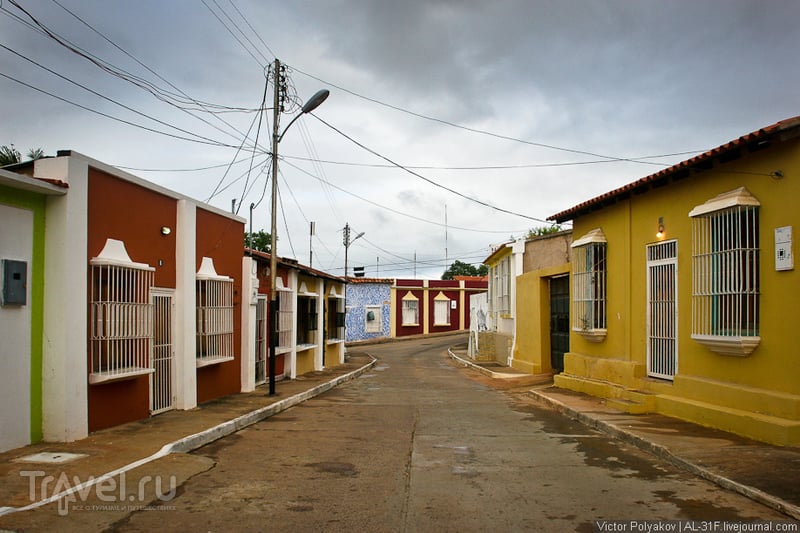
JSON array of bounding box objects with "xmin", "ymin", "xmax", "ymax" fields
[
  {"xmin": 276, "ymin": 284, "xmax": 294, "ymax": 355},
  {"xmin": 571, "ymin": 228, "xmax": 607, "ymax": 342},
  {"xmin": 433, "ymin": 292, "xmax": 451, "ymax": 326},
  {"xmin": 195, "ymin": 257, "xmax": 234, "ymax": 367},
  {"xmin": 89, "ymin": 239, "xmax": 155, "ymax": 384},
  {"xmin": 401, "ymin": 293, "xmax": 419, "ymax": 326},
  {"xmin": 690, "ymin": 187, "xmax": 760, "ymax": 356},
  {"xmin": 364, "ymin": 305, "xmax": 382, "ymax": 333}
]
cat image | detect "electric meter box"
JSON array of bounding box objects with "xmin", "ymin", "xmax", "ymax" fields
[
  {"xmin": 1, "ymin": 259, "xmax": 28, "ymax": 306},
  {"xmin": 775, "ymin": 226, "xmax": 794, "ymax": 271}
]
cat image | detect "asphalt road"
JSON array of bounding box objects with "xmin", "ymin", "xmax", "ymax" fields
[{"xmin": 115, "ymin": 335, "xmax": 789, "ymax": 532}]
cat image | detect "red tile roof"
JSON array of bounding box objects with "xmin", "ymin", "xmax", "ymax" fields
[{"xmin": 549, "ymin": 116, "xmax": 800, "ymax": 223}]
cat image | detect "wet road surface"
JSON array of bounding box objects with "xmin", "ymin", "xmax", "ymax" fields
[{"xmin": 116, "ymin": 335, "xmax": 791, "ymax": 532}]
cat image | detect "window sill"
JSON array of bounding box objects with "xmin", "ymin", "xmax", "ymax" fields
[
  {"xmin": 691, "ymin": 335, "xmax": 760, "ymax": 356},
  {"xmin": 196, "ymin": 356, "xmax": 235, "ymax": 368},
  {"xmin": 433, "ymin": 323, "xmax": 451, "ymax": 327},
  {"xmin": 326, "ymin": 338, "xmax": 344, "ymax": 344},
  {"xmin": 296, "ymin": 343, "xmax": 317, "ymax": 352},
  {"xmin": 574, "ymin": 328, "xmax": 607, "ymax": 343},
  {"xmin": 402, "ymin": 323, "xmax": 419, "ymax": 327},
  {"xmin": 275, "ymin": 346, "xmax": 291, "ymax": 355},
  {"xmin": 89, "ymin": 367, "xmax": 154, "ymax": 385}
]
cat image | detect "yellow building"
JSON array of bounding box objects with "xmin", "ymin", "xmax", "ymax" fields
[
  {"xmin": 512, "ymin": 231, "xmax": 572, "ymax": 375},
  {"xmin": 549, "ymin": 116, "xmax": 800, "ymax": 446}
]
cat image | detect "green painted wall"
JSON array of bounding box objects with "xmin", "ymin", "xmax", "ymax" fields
[{"xmin": 0, "ymin": 185, "xmax": 46, "ymax": 443}]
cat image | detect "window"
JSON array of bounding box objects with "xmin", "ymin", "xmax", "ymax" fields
[
  {"xmin": 89, "ymin": 238, "xmax": 155, "ymax": 384},
  {"xmin": 365, "ymin": 305, "xmax": 382, "ymax": 333},
  {"xmin": 276, "ymin": 285, "xmax": 294, "ymax": 353},
  {"xmin": 490, "ymin": 256, "xmax": 511, "ymax": 316},
  {"xmin": 434, "ymin": 292, "xmax": 450, "ymax": 326},
  {"xmin": 196, "ymin": 278, "xmax": 234, "ymax": 365},
  {"xmin": 326, "ymin": 286, "xmax": 346, "ymax": 341},
  {"xmin": 401, "ymin": 293, "xmax": 419, "ymax": 326},
  {"xmin": 297, "ymin": 296, "xmax": 317, "ymax": 346},
  {"xmin": 196, "ymin": 257, "xmax": 234, "ymax": 366},
  {"xmin": 571, "ymin": 228, "xmax": 607, "ymax": 341},
  {"xmin": 690, "ymin": 187, "xmax": 760, "ymax": 355}
]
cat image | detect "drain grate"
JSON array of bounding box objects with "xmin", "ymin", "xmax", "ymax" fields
[{"xmin": 13, "ymin": 452, "xmax": 88, "ymax": 464}]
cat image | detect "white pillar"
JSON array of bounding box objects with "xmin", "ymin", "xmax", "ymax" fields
[
  {"xmin": 287, "ymin": 269, "xmax": 298, "ymax": 379},
  {"xmin": 36, "ymin": 155, "xmax": 89, "ymax": 442},
  {"xmin": 240, "ymin": 256, "xmax": 258, "ymax": 392},
  {"xmin": 174, "ymin": 199, "xmax": 197, "ymax": 409}
]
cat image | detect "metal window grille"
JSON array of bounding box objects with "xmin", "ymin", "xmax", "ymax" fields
[
  {"xmin": 196, "ymin": 278, "xmax": 234, "ymax": 362},
  {"xmin": 692, "ymin": 205, "xmax": 760, "ymax": 338},
  {"xmin": 277, "ymin": 287, "xmax": 294, "ymax": 351},
  {"xmin": 572, "ymin": 242, "xmax": 607, "ymax": 331},
  {"xmin": 402, "ymin": 299, "xmax": 418, "ymax": 325},
  {"xmin": 255, "ymin": 297, "xmax": 267, "ymax": 384},
  {"xmin": 647, "ymin": 241, "xmax": 678, "ymax": 380},
  {"xmin": 297, "ymin": 296, "xmax": 317, "ymax": 345},
  {"xmin": 434, "ymin": 299, "xmax": 450, "ymax": 325},
  {"xmin": 90, "ymin": 264, "xmax": 154, "ymax": 378},
  {"xmin": 326, "ymin": 297, "xmax": 345, "ymax": 340}
]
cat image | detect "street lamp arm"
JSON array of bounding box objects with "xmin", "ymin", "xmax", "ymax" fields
[{"xmin": 277, "ymin": 89, "xmax": 330, "ymax": 143}]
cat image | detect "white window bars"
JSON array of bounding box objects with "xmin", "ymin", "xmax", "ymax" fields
[
  {"xmin": 571, "ymin": 229, "xmax": 607, "ymax": 341},
  {"xmin": 690, "ymin": 188, "xmax": 760, "ymax": 355},
  {"xmin": 402, "ymin": 296, "xmax": 419, "ymax": 326},
  {"xmin": 195, "ymin": 257, "xmax": 234, "ymax": 366},
  {"xmin": 89, "ymin": 239, "xmax": 155, "ymax": 384}
]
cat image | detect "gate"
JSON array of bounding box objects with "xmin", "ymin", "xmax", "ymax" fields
[
  {"xmin": 151, "ymin": 290, "xmax": 175, "ymax": 414},
  {"xmin": 549, "ymin": 275, "xmax": 570, "ymax": 372},
  {"xmin": 255, "ymin": 296, "xmax": 267, "ymax": 385},
  {"xmin": 647, "ymin": 240, "xmax": 678, "ymax": 380}
]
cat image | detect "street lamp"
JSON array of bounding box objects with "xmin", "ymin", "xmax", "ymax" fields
[{"xmin": 269, "ymin": 58, "xmax": 329, "ymax": 396}]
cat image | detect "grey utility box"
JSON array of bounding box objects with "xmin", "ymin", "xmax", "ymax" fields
[{"xmin": 1, "ymin": 259, "xmax": 27, "ymax": 306}]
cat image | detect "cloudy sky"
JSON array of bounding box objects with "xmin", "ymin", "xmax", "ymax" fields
[{"xmin": 2, "ymin": 0, "xmax": 798, "ymax": 278}]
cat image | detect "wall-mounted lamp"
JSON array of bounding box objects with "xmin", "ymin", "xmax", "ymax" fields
[
  {"xmin": 160, "ymin": 226, "xmax": 172, "ymax": 236},
  {"xmin": 656, "ymin": 217, "xmax": 665, "ymax": 239}
]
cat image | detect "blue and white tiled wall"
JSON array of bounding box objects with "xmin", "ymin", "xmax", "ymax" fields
[{"xmin": 345, "ymin": 283, "xmax": 391, "ymax": 341}]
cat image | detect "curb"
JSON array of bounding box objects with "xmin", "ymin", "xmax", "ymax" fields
[
  {"xmin": 0, "ymin": 355, "xmax": 377, "ymax": 517},
  {"xmin": 447, "ymin": 347, "xmax": 526, "ymax": 379},
  {"xmin": 527, "ymin": 389, "xmax": 800, "ymax": 521}
]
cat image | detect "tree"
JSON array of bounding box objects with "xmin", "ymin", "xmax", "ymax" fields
[
  {"xmin": 0, "ymin": 145, "xmax": 21, "ymax": 166},
  {"xmin": 526, "ymin": 225, "xmax": 563, "ymax": 239},
  {"xmin": 442, "ymin": 260, "xmax": 488, "ymax": 280},
  {"xmin": 0, "ymin": 144, "xmax": 45, "ymax": 166},
  {"xmin": 245, "ymin": 230, "xmax": 271, "ymax": 253}
]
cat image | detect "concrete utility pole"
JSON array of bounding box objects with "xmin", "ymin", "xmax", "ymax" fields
[{"xmin": 267, "ymin": 59, "xmax": 329, "ymax": 396}]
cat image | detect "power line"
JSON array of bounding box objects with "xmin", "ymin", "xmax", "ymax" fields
[
  {"xmin": 279, "ymin": 158, "xmax": 528, "ymax": 234},
  {"xmin": 289, "ymin": 63, "xmax": 692, "ymax": 167},
  {"xmin": 312, "ymin": 115, "xmax": 554, "ymax": 224}
]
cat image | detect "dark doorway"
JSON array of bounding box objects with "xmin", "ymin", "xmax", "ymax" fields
[{"xmin": 549, "ymin": 276, "xmax": 570, "ymax": 372}]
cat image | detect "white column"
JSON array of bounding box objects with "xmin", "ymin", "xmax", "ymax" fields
[
  {"xmin": 315, "ymin": 284, "xmax": 324, "ymax": 371},
  {"xmin": 174, "ymin": 199, "xmax": 197, "ymax": 409},
  {"xmin": 36, "ymin": 155, "xmax": 89, "ymax": 442},
  {"xmin": 240, "ymin": 256, "xmax": 258, "ymax": 392},
  {"xmin": 288, "ymin": 269, "xmax": 298, "ymax": 379}
]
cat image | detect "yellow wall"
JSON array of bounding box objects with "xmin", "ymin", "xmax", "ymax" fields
[
  {"xmin": 513, "ymin": 263, "xmax": 570, "ymax": 374},
  {"xmin": 558, "ymin": 138, "xmax": 800, "ymax": 444}
]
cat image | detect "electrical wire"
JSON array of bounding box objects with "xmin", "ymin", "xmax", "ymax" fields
[
  {"xmin": 279, "ymin": 158, "xmax": 529, "ymax": 234},
  {"xmin": 312, "ymin": 115, "xmax": 555, "ymax": 225}
]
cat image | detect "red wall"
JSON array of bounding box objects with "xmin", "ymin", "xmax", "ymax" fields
[
  {"xmin": 395, "ymin": 281, "xmax": 425, "ymax": 337},
  {"xmin": 86, "ymin": 168, "xmax": 177, "ymax": 432},
  {"xmin": 196, "ymin": 207, "xmax": 245, "ymax": 403}
]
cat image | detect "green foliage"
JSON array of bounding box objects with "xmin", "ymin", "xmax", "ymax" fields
[
  {"xmin": 526, "ymin": 225, "xmax": 562, "ymax": 239},
  {"xmin": 0, "ymin": 144, "xmax": 21, "ymax": 166},
  {"xmin": 0, "ymin": 145, "xmax": 46, "ymax": 166},
  {"xmin": 442, "ymin": 260, "xmax": 488, "ymax": 280},
  {"xmin": 245, "ymin": 230, "xmax": 271, "ymax": 253}
]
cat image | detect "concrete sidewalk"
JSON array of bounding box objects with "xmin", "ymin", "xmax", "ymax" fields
[
  {"xmin": 449, "ymin": 348, "xmax": 800, "ymax": 520},
  {"xmin": 0, "ymin": 352, "xmax": 375, "ymax": 518}
]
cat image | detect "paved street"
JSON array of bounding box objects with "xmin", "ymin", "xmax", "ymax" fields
[{"xmin": 111, "ymin": 335, "xmax": 788, "ymax": 532}]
